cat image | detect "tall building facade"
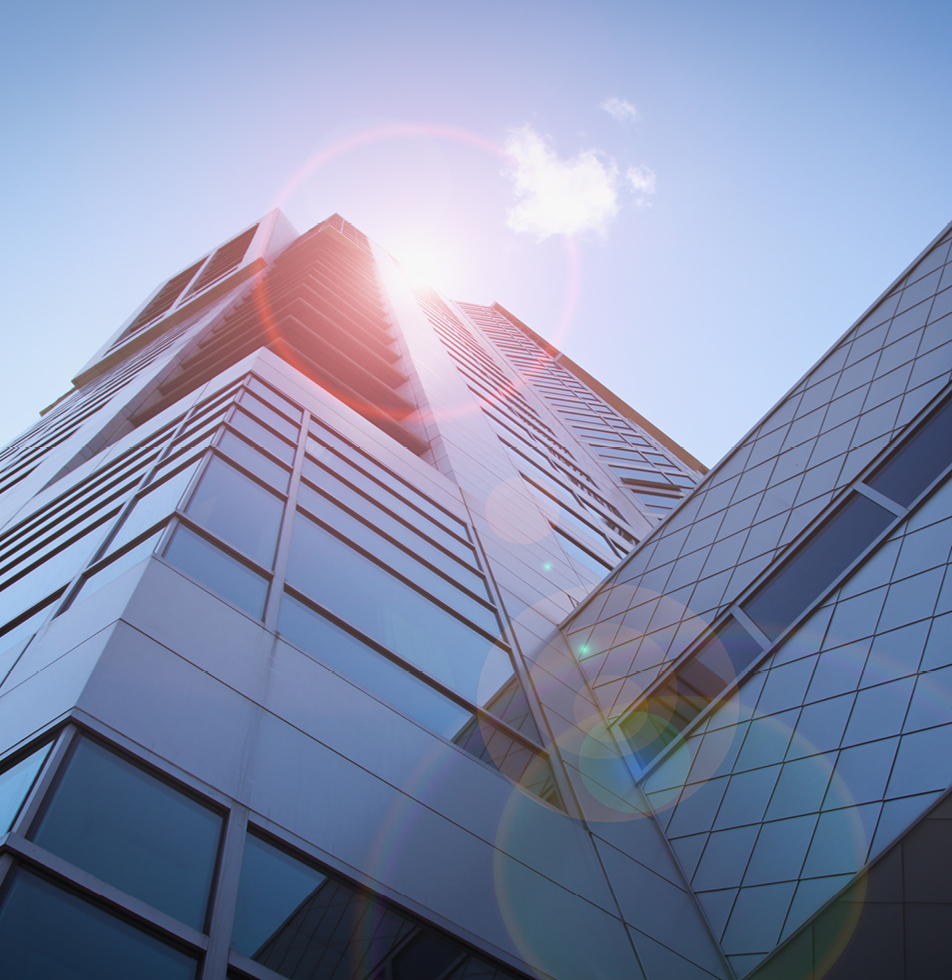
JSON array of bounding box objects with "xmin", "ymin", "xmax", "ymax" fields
[
  {"xmin": 0, "ymin": 212, "xmax": 715, "ymax": 980},
  {"xmin": 0, "ymin": 208, "xmax": 949, "ymax": 979}
]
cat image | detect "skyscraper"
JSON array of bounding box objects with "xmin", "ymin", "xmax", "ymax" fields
[
  {"xmin": 0, "ymin": 209, "xmax": 949, "ymax": 980},
  {"xmin": 0, "ymin": 212, "xmax": 715, "ymax": 980}
]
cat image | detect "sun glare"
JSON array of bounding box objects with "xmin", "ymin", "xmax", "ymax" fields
[{"xmin": 396, "ymin": 245, "xmax": 457, "ymax": 291}]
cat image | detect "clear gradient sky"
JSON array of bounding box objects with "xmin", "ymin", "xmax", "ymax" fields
[{"xmin": 2, "ymin": 0, "xmax": 951, "ymax": 467}]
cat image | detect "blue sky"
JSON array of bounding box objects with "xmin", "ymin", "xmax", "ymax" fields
[{"xmin": 2, "ymin": 0, "xmax": 951, "ymax": 466}]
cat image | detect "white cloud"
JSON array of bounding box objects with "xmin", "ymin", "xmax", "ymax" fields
[
  {"xmin": 503, "ymin": 126, "xmax": 620, "ymax": 240},
  {"xmin": 627, "ymin": 165, "xmax": 657, "ymax": 196},
  {"xmin": 601, "ymin": 97, "xmax": 639, "ymax": 122}
]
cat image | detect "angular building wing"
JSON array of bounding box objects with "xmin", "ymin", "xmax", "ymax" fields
[{"xmin": 563, "ymin": 218, "xmax": 952, "ymax": 978}]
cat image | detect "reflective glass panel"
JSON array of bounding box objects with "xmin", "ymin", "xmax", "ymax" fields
[
  {"xmin": 0, "ymin": 524, "xmax": 106, "ymax": 627},
  {"xmin": 228, "ymin": 409, "xmax": 296, "ymax": 465},
  {"xmin": 553, "ymin": 527, "xmax": 612, "ymax": 576},
  {"xmin": 306, "ymin": 429, "xmax": 469, "ymax": 536},
  {"xmin": 0, "ymin": 869, "xmax": 197, "ymax": 980},
  {"xmin": 867, "ymin": 396, "xmax": 952, "ymax": 507},
  {"xmin": 232, "ymin": 834, "xmax": 327, "ymax": 958},
  {"xmin": 163, "ymin": 525, "xmax": 269, "ymax": 617},
  {"xmin": 0, "ymin": 598, "xmax": 56, "ymax": 663},
  {"xmin": 236, "ymin": 390, "xmax": 300, "ymax": 441},
  {"xmin": 74, "ymin": 528, "xmax": 164, "ymax": 604},
  {"xmin": 185, "ymin": 457, "xmax": 284, "ymax": 567},
  {"xmin": 287, "ymin": 513, "xmax": 512, "ymax": 704},
  {"xmin": 245, "ymin": 377, "xmax": 303, "ymax": 423},
  {"xmin": 743, "ymin": 493, "xmax": 895, "ymax": 640},
  {"xmin": 31, "ymin": 738, "xmax": 222, "ymax": 930},
  {"xmin": 107, "ymin": 462, "xmax": 200, "ymax": 556},
  {"xmin": 278, "ymin": 594, "xmax": 474, "ymax": 739},
  {"xmin": 0, "ymin": 742, "xmax": 51, "ymax": 834},
  {"xmin": 216, "ymin": 429, "xmax": 290, "ymax": 492},
  {"xmin": 232, "ymin": 832, "xmax": 511, "ymax": 980},
  {"xmin": 297, "ymin": 486, "xmax": 496, "ymax": 631},
  {"xmin": 299, "ymin": 474, "xmax": 483, "ymax": 588}
]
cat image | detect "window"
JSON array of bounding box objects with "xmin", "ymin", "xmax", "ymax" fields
[
  {"xmin": 215, "ymin": 430, "xmax": 290, "ymax": 493},
  {"xmin": 184, "ymin": 457, "xmax": 284, "ymax": 568},
  {"xmin": 72, "ymin": 528, "xmax": 164, "ymax": 606},
  {"xmin": 163, "ymin": 525, "xmax": 269, "ymax": 617},
  {"xmin": 0, "ymin": 742, "xmax": 51, "ymax": 834},
  {"xmin": 278, "ymin": 594, "xmax": 474, "ymax": 739},
  {"xmin": 30, "ymin": 738, "xmax": 222, "ymax": 930},
  {"xmin": 743, "ymin": 492, "xmax": 895, "ymax": 641},
  {"xmin": 552, "ymin": 527, "xmax": 612, "ymax": 578},
  {"xmin": 105, "ymin": 461, "xmax": 200, "ymax": 557},
  {"xmin": 296, "ymin": 484, "xmax": 495, "ymax": 630},
  {"xmin": 0, "ymin": 870, "xmax": 198, "ymax": 980},
  {"xmin": 286, "ymin": 513, "xmax": 512, "ymax": 705},
  {"xmin": 867, "ymin": 394, "xmax": 952, "ymax": 507},
  {"xmin": 232, "ymin": 831, "xmax": 524, "ymax": 980}
]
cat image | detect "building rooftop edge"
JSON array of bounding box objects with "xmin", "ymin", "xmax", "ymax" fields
[{"xmin": 490, "ymin": 302, "xmax": 708, "ymax": 474}]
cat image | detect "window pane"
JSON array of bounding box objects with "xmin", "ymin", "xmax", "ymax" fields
[
  {"xmin": 236, "ymin": 391, "xmax": 300, "ymax": 441},
  {"xmin": 244, "ymin": 377, "xmax": 303, "ymax": 423},
  {"xmin": 743, "ymin": 493, "xmax": 895, "ymax": 640},
  {"xmin": 287, "ymin": 513, "xmax": 512, "ymax": 704},
  {"xmin": 228, "ymin": 409, "xmax": 296, "ymax": 465},
  {"xmin": 630, "ymin": 490, "xmax": 679, "ymax": 512},
  {"xmin": 0, "ymin": 525, "xmax": 105, "ymax": 627},
  {"xmin": 299, "ymin": 476, "xmax": 484, "ymax": 591},
  {"xmin": 306, "ymin": 430, "xmax": 469, "ymax": 539},
  {"xmin": 553, "ymin": 527, "xmax": 612, "ymax": 577},
  {"xmin": 302, "ymin": 453, "xmax": 474, "ymax": 564},
  {"xmin": 692, "ymin": 616, "xmax": 765, "ymax": 683},
  {"xmin": 234, "ymin": 840, "xmax": 419, "ymax": 977},
  {"xmin": 74, "ymin": 528, "xmax": 164, "ymax": 604},
  {"xmin": 216, "ymin": 430, "xmax": 290, "ymax": 493},
  {"xmin": 297, "ymin": 485, "xmax": 496, "ymax": 631},
  {"xmin": 279, "ymin": 594, "xmax": 474, "ymax": 739},
  {"xmin": 106, "ymin": 462, "xmax": 200, "ymax": 557},
  {"xmin": 452, "ymin": 717, "xmax": 560, "ymax": 804},
  {"xmin": 0, "ymin": 598, "xmax": 56, "ymax": 661},
  {"xmin": 163, "ymin": 525, "xmax": 268, "ymax": 618},
  {"xmin": 31, "ymin": 738, "xmax": 222, "ymax": 930},
  {"xmin": 867, "ymin": 396, "xmax": 952, "ymax": 507},
  {"xmin": 0, "ymin": 869, "xmax": 197, "ymax": 980},
  {"xmin": 185, "ymin": 457, "xmax": 284, "ymax": 567},
  {"xmin": 231, "ymin": 834, "xmax": 327, "ymax": 958},
  {"xmin": 0, "ymin": 742, "xmax": 51, "ymax": 834},
  {"xmin": 232, "ymin": 833, "xmax": 513, "ymax": 980}
]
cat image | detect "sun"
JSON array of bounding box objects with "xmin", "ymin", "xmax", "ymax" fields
[{"xmin": 387, "ymin": 231, "xmax": 462, "ymax": 293}]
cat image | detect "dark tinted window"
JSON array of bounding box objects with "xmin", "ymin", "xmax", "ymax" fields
[
  {"xmin": 743, "ymin": 492, "xmax": 895, "ymax": 641},
  {"xmin": 867, "ymin": 396, "xmax": 952, "ymax": 507},
  {"xmin": 31, "ymin": 739, "xmax": 222, "ymax": 930},
  {"xmin": 0, "ymin": 870, "xmax": 197, "ymax": 980},
  {"xmin": 232, "ymin": 832, "xmax": 518, "ymax": 980},
  {"xmin": 231, "ymin": 833, "xmax": 327, "ymax": 958}
]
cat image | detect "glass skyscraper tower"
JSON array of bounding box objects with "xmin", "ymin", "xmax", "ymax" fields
[{"xmin": 0, "ymin": 209, "xmax": 949, "ymax": 979}]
